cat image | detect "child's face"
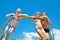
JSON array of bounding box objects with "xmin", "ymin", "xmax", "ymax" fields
[
  {"xmin": 42, "ymin": 12, "xmax": 46, "ymax": 16},
  {"xmin": 16, "ymin": 11, "xmax": 21, "ymax": 15},
  {"xmin": 17, "ymin": 11, "xmax": 21, "ymax": 13},
  {"xmin": 35, "ymin": 13, "xmax": 40, "ymax": 17},
  {"xmin": 16, "ymin": 8, "xmax": 21, "ymax": 14}
]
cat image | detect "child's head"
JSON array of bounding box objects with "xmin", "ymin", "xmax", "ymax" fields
[
  {"xmin": 42, "ymin": 12, "xmax": 47, "ymax": 16},
  {"xmin": 35, "ymin": 12, "xmax": 40, "ymax": 17},
  {"xmin": 16, "ymin": 8, "xmax": 21, "ymax": 14}
]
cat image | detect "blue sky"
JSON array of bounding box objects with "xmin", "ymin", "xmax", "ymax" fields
[{"xmin": 0, "ymin": 0, "xmax": 60, "ymax": 40}]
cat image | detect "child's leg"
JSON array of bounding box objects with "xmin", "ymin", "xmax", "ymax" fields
[
  {"xmin": 45, "ymin": 33, "xmax": 50, "ymax": 40},
  {"xmin": 36, "ymin": 21, "xmax": 47, "ymax": 40},
  {"xmin": 36, "ymin": 28, "xmax": 47, "ymax": 40},
  {"xmin": 8, "ymin": 27, "xmax": 14, "ymax": 34},
  {"xmin": 5, "ymin": 27, "xmax": 14, "ymax": 40},
  {"xmin": 5, "ymin": 25, "xmax": 9, "ymax": 32},
  {"xmin": 41, "ymin": 29, "xmax": 49, "ymax": 40},
  {"xmin": 2, "ymin": 25, "xmax": 9, "ymax": 40}
]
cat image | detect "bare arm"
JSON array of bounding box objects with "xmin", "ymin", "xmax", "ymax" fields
[
  {"xmin": 26, "ymin": 16, "xmax": 34, "ymax": 18},
  {"xmin": 22, "ymin": 15, "xmax": 35, "ymax": 20},
  {"xmin": 20, "ymin": 14, "xmax": 28, "ymax": 18},
  {"xmin": 6, "ymin": 13, "xmax": 15, "ymax": 18},
  {"xmin": 47, "ymin": 17, "xmax": 52, "ymax": 26},
  {"xmin": 40, "ymin": 16, "xmax": 48, "ymax": 21},
  {"xmin": 20, "ymin": 14, "xmax": 35, "ymax": 19}
]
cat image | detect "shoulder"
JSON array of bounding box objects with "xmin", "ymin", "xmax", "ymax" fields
[{"xmin": 6, "ymin": 13, "xmax": 15, "ymax": 16}]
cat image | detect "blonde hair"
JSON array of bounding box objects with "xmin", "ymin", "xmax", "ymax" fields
[
  {"xmin": 35, "ymin": 12, "xmax": 40, "ymax": 15},
  {"xmin": 16, "ymin": 8, "xmax": 21, "ymax": 12}
]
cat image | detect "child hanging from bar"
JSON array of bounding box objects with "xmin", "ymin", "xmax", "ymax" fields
[
  {"xmin": 2, "ymin": 8, "xmax": 28, "ymax": 40},
  {"xmin": 41, "ymin": 12, "xmax": 52, "ymax": 40}
]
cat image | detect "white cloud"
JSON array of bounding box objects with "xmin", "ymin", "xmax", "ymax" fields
[
  {"xmin": 51, "ymin": 29, "xmax": 60, "ymax": 40},
  {"xmin": 23, "ymin": 32, "xmax": 40, "ymax": 40},
  {"xmin": 23, "ymin": 29, "xmax": 60, "ymax": 40}
]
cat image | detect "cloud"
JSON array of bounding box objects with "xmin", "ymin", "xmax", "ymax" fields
[
  {"xmin": 23, "ymin": 29, "xmax": 60, "ymax": 40},
  {"xmin": 23, "ymin": 32, "xmax": 40, "ymax": 40},
  {"xmin": 51, "ymin": 29, "xmax": 60, "ymax": 40}
]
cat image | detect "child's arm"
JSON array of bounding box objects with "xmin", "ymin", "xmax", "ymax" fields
[
  {"xmin": 20, "ymin": 14, "xmax": 28, "ymax": 18},
  {"xmin": 40, "ymin": 16, "xmax": 46, "ymax": 20},
  {"xmin": 20, "ymin": 14, "xmax": 35, "ymax": 19},
  {"xmin": 6, "ymin": 13, "xmax": 15, "ymax": 18},
  {"xmin": 47, "ymin": 17, "xmax": 52, "ymax": 26},
  {"xmin": 27, "ymin": 16, "xmax": 35, "ymax": 20}
]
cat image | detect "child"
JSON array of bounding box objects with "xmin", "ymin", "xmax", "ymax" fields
[
  {"xmin": 2, "ymin": 8, "xmax": 28, "ymax": 40},
  {"xmin": 41, "ymin": 12, "xmax": 52, "ymax": 40}
]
